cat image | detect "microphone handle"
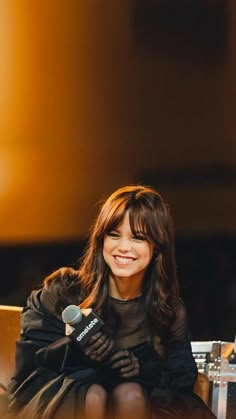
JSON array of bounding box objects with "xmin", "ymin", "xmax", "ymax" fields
[{"xmin": 68, "ymin": 311, "xmax": 104, "ymax": 347}]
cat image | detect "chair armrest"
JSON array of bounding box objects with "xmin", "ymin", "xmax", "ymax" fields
[{"xmin": 193, "ymin": 372, "xmax": 210, "ymax": 405}]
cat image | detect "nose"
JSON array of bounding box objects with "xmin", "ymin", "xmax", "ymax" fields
[{"xmin": 118, "ymin": 237, "xmax": 132, "ymax": 253}]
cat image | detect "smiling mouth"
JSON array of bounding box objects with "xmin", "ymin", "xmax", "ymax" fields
[{"xmin": 114, "ymin": 256, "xmax": 135, "ymax": 265}]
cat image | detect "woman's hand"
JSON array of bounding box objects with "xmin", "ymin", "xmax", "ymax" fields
[
  {"xmin": 110, "ymin": 350, "xmax": 140, "ymax": 378},
  {"xmin": 83, "ymin": 331, "xmax": 114, "ymax": 362}
]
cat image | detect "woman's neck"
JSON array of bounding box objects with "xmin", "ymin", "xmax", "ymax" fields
[{"xmin": 108, "ymin": 275, "xmax": 143, "ymax": 300}]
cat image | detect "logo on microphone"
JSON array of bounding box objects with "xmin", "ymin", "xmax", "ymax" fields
[{"xmin": 76, "ymin": 318, "xmax": 99, "ymax": 342}]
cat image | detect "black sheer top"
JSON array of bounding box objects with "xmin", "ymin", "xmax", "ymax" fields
[
  {"xmin": 108, "ymin": 294, "xmax": 190, "ymax": 350},
  {"xmin": 108, "ymin": 296, "xmax": 148, "ymax": 349}
]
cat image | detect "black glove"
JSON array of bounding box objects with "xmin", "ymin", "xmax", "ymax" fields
[
  {"xmin": 83, "ymin": 331, "xmax": 114, "ymax": 362},
  {"xmin": 109, "ymin": 350, "xmax": 140, "ymax": 378}
]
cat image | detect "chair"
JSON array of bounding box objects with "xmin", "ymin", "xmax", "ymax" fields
[
  {"xmin": 193, "ymin": 372, "xmax": 210, "ymax": 405},
  {"xmin": 0, "ymin": 305, "xmax": 210, "ymax": 409},
  {"xmin": 0, "ymin": 305, "xmax": 22, "ymax": 389}
]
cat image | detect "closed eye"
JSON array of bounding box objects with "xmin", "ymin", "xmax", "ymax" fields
[
  {"xmin": 132, "ymin": 234, "xmax": 147, "ymax": 242},
  {"xmin": 107, "ymin": 231, "xmax": 120, "ymax": 238}
]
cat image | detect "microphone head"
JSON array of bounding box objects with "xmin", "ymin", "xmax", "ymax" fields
[{"xmin": 62, "ymin": 304, "xmax": 83, "ymax": 326}]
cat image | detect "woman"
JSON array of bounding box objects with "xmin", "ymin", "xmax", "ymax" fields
[{"xmin": 7, "ymin": 185, "xmax": 215, "ymax": 419}]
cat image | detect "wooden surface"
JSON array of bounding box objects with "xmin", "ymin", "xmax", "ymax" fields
[
  {"xmin": 0, "ymin": 306, "xmax": 22, "ymax": 388},
  {"xmin": 193, "ymin": 372, "xmax": 210, "ymax": 405}
]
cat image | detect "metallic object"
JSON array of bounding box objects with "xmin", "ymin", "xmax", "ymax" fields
[{"xmin": 191, "ymin": 341, "xmax": 236, "ymax": 419}]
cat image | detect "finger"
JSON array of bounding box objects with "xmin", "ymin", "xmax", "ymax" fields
[
  {"xmin": 94, "ymin": 340, "xmax": 114, "ymax": 361},
  {"xmin": 111, "ymin": 350, "xmax": 134, "ymax": 368},
  {"xmin": 120, "ymin": 357, "xmax": 139, "ymax": 374},
  {"xmin": 97, "ymin": 338, "xmax": 114, "ymax": 357},
  {"xmin": 84, "ymin": 332, "xmax": 103, "ymax": 348},
  {"xmin": 119, "ymin": 364, "xmax": 135, "ymax": 374},
  {"xmin": 110, "ymin": 350, "xmax": 129, "ymax": 362},
  {"xmin": 111, "ymin": 356, "xmax": 132, "ymax": 369},
  {"xmin": 120, "ymin": 357, "xmax": 139, "ymax": 376},
  {"xmin": 84, "ymin": 334, "xmax": 107, "ymax": 355},
  {"xmin": 87, "ymin": 334, "xmax": 108, "ymax": 352},
  {"xmin": 120, "ymin": 368, "xmax": 139, "ymax": 378},
  {"xmin": 128, "ymin": 351, "xmax": 133, "ymax": 364},
  {"xmin": 90, "ymin": 338, "xmax": 113, "ymax": 360}
]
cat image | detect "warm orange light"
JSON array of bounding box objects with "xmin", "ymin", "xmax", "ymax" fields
[
  {"xmin": 0, "ymin": 151, "xmax": 12, "ymax": 197},
  {"xmin": 0, "ymin": 1, "xmax": 12, "ymax": 130}
]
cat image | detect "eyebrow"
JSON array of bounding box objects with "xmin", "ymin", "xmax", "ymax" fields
[{"xmin": 109, "ymin": 227, "xmax": 147, "ymax": 236}]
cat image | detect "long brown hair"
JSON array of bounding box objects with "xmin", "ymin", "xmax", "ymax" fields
[{"xmin": 45, "ymin": 185, "xmax": 180, "ymax": 338}]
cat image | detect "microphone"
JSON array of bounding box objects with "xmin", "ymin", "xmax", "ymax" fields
[{"xmin": 62, "ymin": 304, "xmax": 104, "ymax": 347}]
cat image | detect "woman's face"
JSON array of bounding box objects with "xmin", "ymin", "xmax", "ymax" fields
[{"xmin": 103, "ymin": 211, "xmax": 154, "ymax": 283}]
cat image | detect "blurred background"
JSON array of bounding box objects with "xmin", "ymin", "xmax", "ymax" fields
[{"xmin": 0, "ymin": 0, "xmax": 235, "ymax": 341}]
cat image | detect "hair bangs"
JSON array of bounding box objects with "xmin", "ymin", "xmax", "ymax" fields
[
  {"xmin": 128, "ymin": 204, "xmax": 153, "ymax": 240},
  {"xmin": 98, "ymin": 199, "xmax": 127, "ymax": 237}
]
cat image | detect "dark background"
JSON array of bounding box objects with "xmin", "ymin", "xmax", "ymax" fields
[{"xmin": 0, "ymin": 0, "xmax": 235, "ymax": 342}]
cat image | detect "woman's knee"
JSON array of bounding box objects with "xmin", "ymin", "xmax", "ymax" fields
[
  {"xmin": 111, "ymin": 382, "xmax": 146, "ymax": 405},
  {"xmin": 85, "ymin": 384, "xmax": 107, "ymax": 407}
]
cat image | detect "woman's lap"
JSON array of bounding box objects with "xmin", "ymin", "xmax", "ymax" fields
[{"xmin": 10, "ymin": 377, "xmax": 216, "ymax": 419}]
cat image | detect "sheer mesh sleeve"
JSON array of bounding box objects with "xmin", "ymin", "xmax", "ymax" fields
[
  {"xmin": 161, "ymin": 299, "xmax": 198, "ymax": 392},
  {"xmin": 168, "ymin": 299, "xmax": 191, "ymax": 343}
]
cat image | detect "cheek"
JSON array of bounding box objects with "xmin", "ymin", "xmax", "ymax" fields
[
  {"xmin": 145, "ymin": 244, "xmax": 154, "ymax": 262},
  {"xmin": 102, "ymin": 239, "xmax": 111, "ymax": 262},
  {"xmin": 102, "ymin": 247, "xmax": 114, "ymax": 271},
  {"xmin": 133, "ymin": 242, "xmax": 154, "ymax": 261}
]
